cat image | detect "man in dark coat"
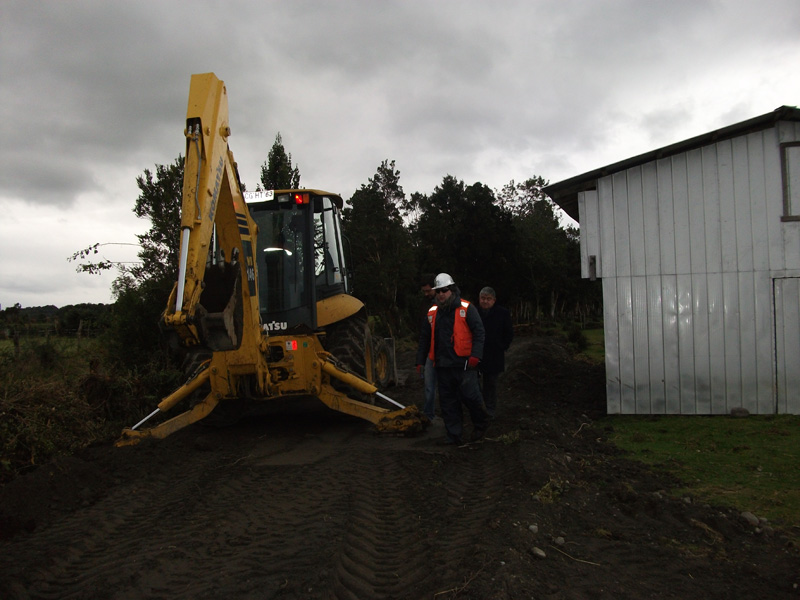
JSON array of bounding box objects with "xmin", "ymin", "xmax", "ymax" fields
[
  {"xmin": 417, "ymin": 273, "xmax": 489, "ymax": 445},
  {"xmin": 477, "ymin": 286, "xmax": 513, "ymax": 418}
]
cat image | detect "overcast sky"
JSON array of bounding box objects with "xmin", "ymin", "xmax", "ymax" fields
[{"xmin": 2, "ymin": 0, "xmax": 799, "ymax": 309}]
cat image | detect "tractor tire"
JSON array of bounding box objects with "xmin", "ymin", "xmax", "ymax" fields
[
  {"xmin": 371, "ymin": 336, "xmax": 394, "ymax": 389},
  {"xmin": 181, "ymin": 349, "xmax": 212, "ymax": 381},
  {"xmin": 323, "ymin": 310, "xmax": 371, "ymax": 400}
]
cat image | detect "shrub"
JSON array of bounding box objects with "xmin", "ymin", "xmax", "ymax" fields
[
  {"xmin": 32, "ymin": 341, "xmax": 59, "ymax": 369},
  {"xmin": 0, "ymin": 380, "xmax": 102, "ymax": 482},
  {"xmin": 566, "ymin": 323, "xmax": 588, "ymax": 352}
]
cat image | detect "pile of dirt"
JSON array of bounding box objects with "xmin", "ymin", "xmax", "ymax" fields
[{"xmin": 0, "ymin": 332, "xmax": 798, "ymax": 599}]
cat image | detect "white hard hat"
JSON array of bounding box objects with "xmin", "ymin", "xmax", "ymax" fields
[{"xmin": 433, "ymin": 273, "xmax": 455, "ymax": 289}]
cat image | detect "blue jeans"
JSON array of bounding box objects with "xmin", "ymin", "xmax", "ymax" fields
[{"xmin": 423, "ymin": 357, "xmax": 437, "ymax": 420}]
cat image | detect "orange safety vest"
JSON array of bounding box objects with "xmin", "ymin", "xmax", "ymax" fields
[{"xmin": 427, "ymin": 300, "xmax": 473, "ymax": 361}]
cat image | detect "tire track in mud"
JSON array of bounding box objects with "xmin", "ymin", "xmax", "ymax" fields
[
  {"xmin": 1, "ymin": 441, "xmax": 260, "ymax": 599},
  {"xmin": 324, "ymin": 436, "xmax": 525, "ymax": 600},
  {"xmin": 327, "ymin": 447, "xmax": 434, "ymax": 599},
  {"xmin": 0, "ymin": 425, "xmax": 352, "ymax": 599},
  {"xmin": 424, "ymin": 443, "xmax": 522, "ymax": 594},
  {"xmin": 183, "ymin": 457, "xmax": 355, "ymax": 598}
]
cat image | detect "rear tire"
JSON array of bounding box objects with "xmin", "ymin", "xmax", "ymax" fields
[{"xmin": 323, "ymin": 310, "xmax": 371, "ymax": 400}]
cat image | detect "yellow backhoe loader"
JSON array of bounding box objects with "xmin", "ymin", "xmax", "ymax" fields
[{"xmin": 117, "ymin": 73, "xmax": 424, "ymax": 446}]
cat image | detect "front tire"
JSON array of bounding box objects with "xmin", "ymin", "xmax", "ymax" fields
[{"xmin": 371, "ymin": 336, "xmax": 394, "ymax": 389}]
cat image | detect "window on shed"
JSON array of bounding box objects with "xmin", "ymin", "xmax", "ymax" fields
[{"xmin": 781, "ymin": 142, "xmax": 800, "ymax": 221}]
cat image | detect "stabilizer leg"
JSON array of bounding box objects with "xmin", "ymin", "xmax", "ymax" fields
[
  {"xmin": 317, "ymin": 385, "xmax": 427, "ymax": 435},
  {"xmin": 116, "ymin": 392, "xmax": 220, "ymax": 447}
]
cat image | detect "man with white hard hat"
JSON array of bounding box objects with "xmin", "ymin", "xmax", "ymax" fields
[{"xmin": 416, "ymin": 273, "xmax": 490, "ymax": 445}]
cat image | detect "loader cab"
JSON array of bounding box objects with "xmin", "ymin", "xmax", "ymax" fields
[{"xmin": 245, "ymin": 190, "xmax": 350, "ymax": 333}]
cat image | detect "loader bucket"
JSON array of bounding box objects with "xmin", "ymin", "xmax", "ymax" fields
[{"xmin": 375, "ymin": 405, "xmax": 428, "ymax": 434}]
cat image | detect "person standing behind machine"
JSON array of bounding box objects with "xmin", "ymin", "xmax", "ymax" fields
[
  {"xmin": 416, "ymin": 273, "xmax": 489, "ymax": 445},
  {"xmin": 417, "ymin": 274, "xmax": 438, "ymax": 421},
  {"xmin": 477, "ymin": 286, "xmax": 513, "ymax": 418}
]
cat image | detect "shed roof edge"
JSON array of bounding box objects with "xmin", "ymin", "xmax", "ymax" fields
[{"xmin": 544, "ymin": 105, "xmax": 800, "ymax": 222}]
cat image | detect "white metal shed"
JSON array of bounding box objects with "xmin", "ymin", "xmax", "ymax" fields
[{"xmin": 544, "ymin": 106, "xmax": 800, "ymax": 415}]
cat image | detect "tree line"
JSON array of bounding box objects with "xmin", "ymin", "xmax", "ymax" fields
[
  {"xmin": 343, "ymin": 161, "xmax": 600, "ymax": 337},
  {"xmin": 0, "ymin": 303, "xmax": 110, "ymax": 339}
]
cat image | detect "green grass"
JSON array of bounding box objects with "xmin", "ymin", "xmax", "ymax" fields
[
  {"xmin": 607, "ymin": 414, "xmax": 800, "ymax": 532},
  {"xmin": 562, "ymin": 326, "xmax": 798, "ymax": 535},
  {"xmin": 576, "ymin": 327, "xmax": 604, "ymax": 363},
  {"xmin": 544, "ymin": 323, "xmax": 605, "ymax": 363}
]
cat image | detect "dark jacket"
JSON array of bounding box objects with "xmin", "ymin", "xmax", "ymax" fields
[
  {"xmin": 416, "ymin": 292, "xmax": 485, "ymax": 369},
  {"xmin": 478, "ymin": 304, "xmax": 513, "ymax": 374},
  {"xmin": 419, "ymin": 296, "xmax": 435, "ymax": 334}
]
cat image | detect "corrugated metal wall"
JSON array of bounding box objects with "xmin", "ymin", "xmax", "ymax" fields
[{"xmin": 579, "ymin": 121, "xmax": 800, "ymax": 414}]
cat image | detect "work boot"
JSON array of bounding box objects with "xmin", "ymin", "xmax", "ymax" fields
[
  {"xmin": 437, "ymin": 436, "xmax": 462, "ymax": 446},
  {"xmin": 469, "ymin": 427, "xmax": 487, "ymax": 443}
]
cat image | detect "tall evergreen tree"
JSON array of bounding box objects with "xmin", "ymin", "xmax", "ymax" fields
[
  {"xmin": 342, "ymin": 160, "xmax": 414, "ymax": 334},
  {"xmin": 497, "ymin": 175, "xmax": 548, "ymax": 217},
  {"xmin": 260, "ymin": 133, "xmax": 301, "ymax": 190},
  {"xmin": 411, "ymin": 175, "xmax": 465, "ymax": 276},
  {"xmin": 501, "ymin": 176, "xmax": 599, "ymax": 320},
  {"xmin": 412, "ymin": 175, "xmax": 515, "ymax": 301}
]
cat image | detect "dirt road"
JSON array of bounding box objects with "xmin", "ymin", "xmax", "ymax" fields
[{"xmin": 1, "ymin": 333, "xmax": 798, "ymax": 599}]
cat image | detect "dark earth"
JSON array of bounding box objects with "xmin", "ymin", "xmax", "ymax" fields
[{"xmin": 1, "ymin": 331, "xmax": 798, "ymax": 599}]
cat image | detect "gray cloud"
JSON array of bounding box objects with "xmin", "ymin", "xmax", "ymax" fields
[{"xmin": 1, "ymin": 0, "xmax": 798, "ymax": 307}]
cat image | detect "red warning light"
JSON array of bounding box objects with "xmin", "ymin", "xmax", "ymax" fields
[{"xmin": 293, "ymin": 193, "xmax": 309, "ymax": 205}]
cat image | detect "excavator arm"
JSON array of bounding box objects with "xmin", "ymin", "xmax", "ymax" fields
[{"xmin": 164, "ymin": 72, "xmax": 261, "ymax": 355}]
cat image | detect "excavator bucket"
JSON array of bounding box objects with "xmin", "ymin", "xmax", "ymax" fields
[{"xmin": 375, "ymin": 405, "xmax": 429, "ymax": 434}]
